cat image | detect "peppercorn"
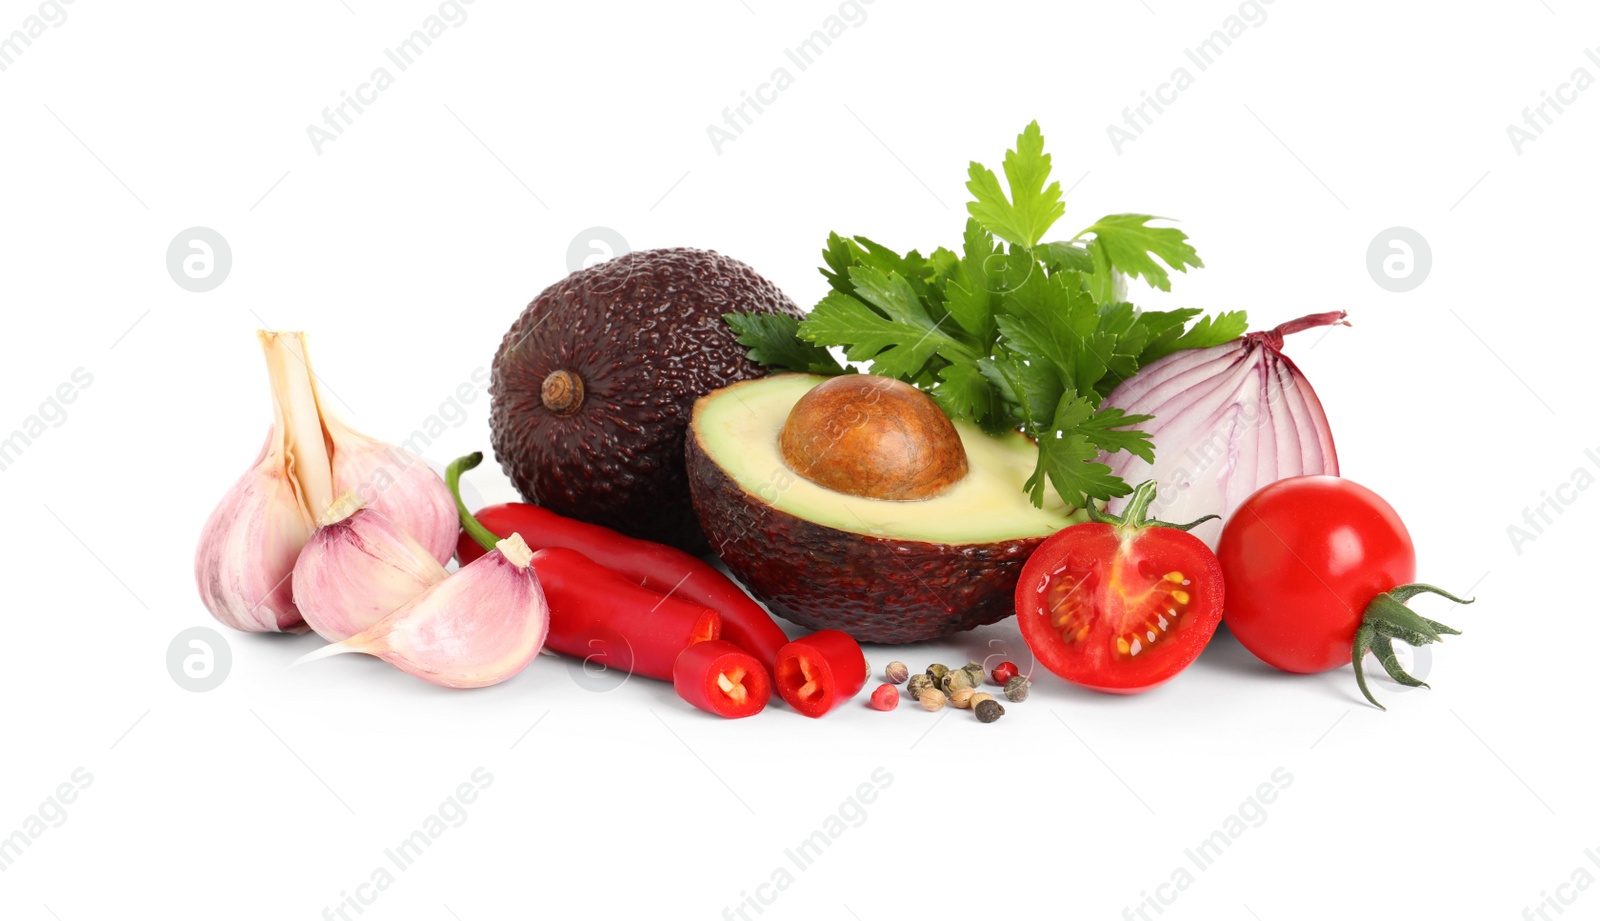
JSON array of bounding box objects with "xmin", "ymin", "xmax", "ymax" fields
[
  {"xmin": 969, "ymin": 692, "xmax": 995, "ymax": 708},
  {"xmin": 1004, "ymin": 671, "xmax": 1030, "ymax": 700},
  {"xmin": 962, "ymin": 662, "xmax": 985, "ymax": 686},
  {"xmin": 942, "ymin": 668, "xmax": 976, "ymax": 695},
  {"xmin": 907, "ymin": 673, "xmax": 933, "ymax": 697},
  {"xmin": 948, "ymin": 686, "xmax": 976, "ymax": 709},
  {"xmin": 869, "ymin": 683, "xmax": 899, "ymax": 711},
  {"xmin": 1003, "ymin": 675, "xmax": 1030, "ymax": 702},
  {"xmin": 992, "ymin": 661, "xmax": 1019, "ymax": 686},
  {"xmin": 917, "ymin": 687, "xmax": 947, "ymax": 711},
  {"xmin": 885, "ymin": 661, "xmax": 910, "ymax": 685},
  {"xmin": 974, "ymin": 699, "xmax": 1005, "ymax": 723},
  {"xmin": 925, "ymin": 663, "xmax": 949, "ymax": 685}
]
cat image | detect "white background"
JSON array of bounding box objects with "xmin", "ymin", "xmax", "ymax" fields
[{"xmin": 2, "ymin": 1, "xmax": 1594, "ymax": 919}]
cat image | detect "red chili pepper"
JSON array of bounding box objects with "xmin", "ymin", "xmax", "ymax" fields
[
  {"xmin": 529, "ymin": 547, "xmax": 720, "ymax": 682},
  {"xmin": 450, "ymin": 453, "xmax": 790, "ymax": 674},
  {"xmin": 774, "ymin": 630, "xmax": 869, "ymax": 719},
  {"xmin": 673, "ymin": 640, "xmax": 770, "ymax": 719}
]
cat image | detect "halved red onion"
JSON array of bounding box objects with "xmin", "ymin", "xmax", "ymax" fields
[{"xmin": 1098, "ymin": 312, "xmax": 1347, "ymax": 547}]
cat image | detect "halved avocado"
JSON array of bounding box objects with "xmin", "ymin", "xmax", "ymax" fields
[{"xmin": 686, "ymin": 374, "xmax": 1087, "ymax": 644}]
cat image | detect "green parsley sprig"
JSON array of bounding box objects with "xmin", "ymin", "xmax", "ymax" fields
[{"xmin": 725, "ymin": 121, "xmax": 1247, "ymax": 509}]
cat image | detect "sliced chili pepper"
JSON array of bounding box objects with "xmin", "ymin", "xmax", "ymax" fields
[
  {"xmin": 773, "ymin": 630, "xmax": 869, "ymax": 719},
  {"xmin": 449, "ymin": 452, "xmax": 790, "ymax": 673},
  {"xmin": 673, "ymin": 640, "xmax": 771, "ymax": 719},
  {"xmin": 529, "ymin": 547, "xmax": 720, "ymax": 682}
]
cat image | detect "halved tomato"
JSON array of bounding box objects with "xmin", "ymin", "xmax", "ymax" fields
[{"xmin": 1016, "ymin": 482, "xmax": 1224, "ymax": 693}]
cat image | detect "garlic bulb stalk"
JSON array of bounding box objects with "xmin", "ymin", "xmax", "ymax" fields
[
  {"xmin": 195, "ymin": 331, "xmax": 460, "ymax": 633},
  {"xmin": 292, "ymin": 492, "xmax": 448, "ymax": 642},
  {"xmin": 294, "ymin": 534, "xmax": 549, "ymax": 689}
]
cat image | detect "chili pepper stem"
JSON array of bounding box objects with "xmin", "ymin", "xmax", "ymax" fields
[{"xmin": 447, "ymin": 452, "xmax": 501, "ymax": 553}]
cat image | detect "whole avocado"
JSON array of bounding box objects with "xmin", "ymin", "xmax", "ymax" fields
[{"xmin": 490, "ymin": 247, "xmax": 802, "ymax": 554}]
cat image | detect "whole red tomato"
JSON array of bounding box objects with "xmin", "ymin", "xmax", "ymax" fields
[{"xmin": 1217, "ymin": 475, "xmax": 1471, "ymax": 708}]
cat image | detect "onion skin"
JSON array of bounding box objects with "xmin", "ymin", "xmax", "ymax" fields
[{"xmin": 1097, "ymin": 312, "xmax": 1346, "ymax": 548}]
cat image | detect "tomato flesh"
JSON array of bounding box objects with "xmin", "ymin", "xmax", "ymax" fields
[
  {"xmin": 1218, "ymin": 476, "xmax": 1416, "ymax": 674},
  {"xmin": 1017, "ymin": 522, "xmax": 1224, "ymax": 693}
]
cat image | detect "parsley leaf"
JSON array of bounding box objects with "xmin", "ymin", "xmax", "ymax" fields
[
  {"xmin": 723, "ymin": 312, "xmax": 845, "ymax": 376},
  {"xmin": 965, "ymin": 121, "xmax": 1066, "ymax": 249},
  {"xmin": 723, "ymin": 121, "xmax": 1250, "ymax": 511},
  {"xmin": 993, "ymin": 269, "xmax": 1104, "ymax": 396},
  {"xmin": 1144, "ymin": 309, "xmax": 1249, "ymax": 364},
  {"xmin": 798, "ymin": 266, "xmax": 977, "ymax": 379},
  {"xmin": 1076, "ymin": 214, "xmax": 1203, "ymax": 293},
  {"xmin": 1026, "ymin": 395, "xmax": 1144, "ymax": 508}
]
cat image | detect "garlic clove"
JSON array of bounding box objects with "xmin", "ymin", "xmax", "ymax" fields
[
  {"xmin": 195, "ymin": 331, "xmax": 337, "ymax": 633},
  {"xmin": 291, "ymin": 492, "xmax": 448, "ymax": 642},
  {"xmin": 194, "ymin": 435, "xmax": 313, "ymax": 633},
  {"xmin": 295, "ymin": 534, "xmax": 548, "ymax": 688},
  {"xmin": 324, "ymin": 418, "xmax": 458, "ymax": 567}
]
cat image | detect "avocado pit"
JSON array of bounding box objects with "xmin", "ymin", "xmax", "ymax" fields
[{"xmin": 778, "ymin": 374, "xmax": 968, "ymax": 501}]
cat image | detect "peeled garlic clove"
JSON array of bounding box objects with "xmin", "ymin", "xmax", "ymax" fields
[
  {"xmin": 325, "ymin": 417, "xmax": 458, "ymax": 567},
  {"xmin": 291, "ymin": 492, "xmax": 448, "ymax": 642},
  {"xmin": 194, "ymin": 332, "xmax": 336, "ymax": 633},
  {"xmin": 296, "ymin": 534, "xmax": 549, "ymax": 688}
]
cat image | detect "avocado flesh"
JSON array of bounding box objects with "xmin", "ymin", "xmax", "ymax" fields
[{"xmin": 694, "ymin": 374, "xmax": 1080, "ymax": 544}]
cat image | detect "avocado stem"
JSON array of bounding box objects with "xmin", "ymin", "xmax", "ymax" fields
[
  {"xmin": 541, "ymin": 369, "xmax": 585, "ymax": 415},
  {"xmin": 446, "ymin": 452, "xmax": 501, "ymax": 553}
]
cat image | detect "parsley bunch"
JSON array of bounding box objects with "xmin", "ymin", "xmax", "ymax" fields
[{"xmin": 726, "ymin": 121, "xmax": 1246, "ymax": 509}]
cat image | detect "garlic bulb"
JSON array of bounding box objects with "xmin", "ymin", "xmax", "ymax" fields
[
  {"xmin": 195, "ymin": 331, "xmax": 460, "ymax": 633},
  {"xmin": 292, "ymin": 493, "xmax": 448, "ymax": 642},
  {"xmin": 294, "ymin": 534, "xmax": 549, "ymax": 689}
]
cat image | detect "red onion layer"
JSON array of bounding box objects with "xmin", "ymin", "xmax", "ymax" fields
[{"xmin": 1097, "ymin": 312, "xmax": 1347, "ymax": 547}]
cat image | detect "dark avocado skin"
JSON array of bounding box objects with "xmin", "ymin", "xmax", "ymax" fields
[
  {"xmin": 491, "ymin": 248, "xmax": 802, "ymax": 554},
  {"xmin": 685, "ymin": 405, "xmax": 1047, "ymax": 644}
]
